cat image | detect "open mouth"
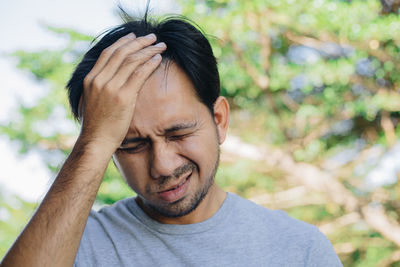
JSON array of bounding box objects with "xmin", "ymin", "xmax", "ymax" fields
[
  {"xmin": 157, "ymin": 172, "xmax": 192, "ymax": 202},
  {"xmin": 161, "ymin": 175, "xmax": 190, "ymax": 192}
]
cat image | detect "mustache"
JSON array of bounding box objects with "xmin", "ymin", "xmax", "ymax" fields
[{"xmin": 156, "ymin": 162, "xmax": 196, "ymax": 187}]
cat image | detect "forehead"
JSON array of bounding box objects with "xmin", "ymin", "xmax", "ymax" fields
[
  {"xmin": 128, "ymin": 62, "xmax": 207, "ymax": 134},
  {"xmin": 137, "ymin": 61, "xmax": 198, "ymax": 105}
]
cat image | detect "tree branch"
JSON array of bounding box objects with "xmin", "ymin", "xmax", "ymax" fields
[
  {"xmin": 249, "ymin": 186, "xmax": 327, "ymax": 209},
  {"xmin": 319, "ymin": 212, "xmax": 361, "ymax": 235},
  {"xmin": 222, "ymin": 135, "xmax": 400, "ymax": 247}
]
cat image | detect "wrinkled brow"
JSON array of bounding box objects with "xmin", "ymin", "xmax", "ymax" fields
[
  {"xmin": 120, "ymin": 122, "xmax": 198, "ymax": 146},
  {"xmin": 164, "ymin": 122, "xmax": 198, "ymax": 134}
]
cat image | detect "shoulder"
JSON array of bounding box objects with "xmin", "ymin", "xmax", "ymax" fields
[
  {"xmin": 230, "ymin": 192, "xmax": 314, "ymax": 233},
  {"xmin": 304, "ymin": 226, "xmax": 343, "ymax": 266},
  {"xmin": 229, "ymin": 193, "xmax": 342, "ymax": 266}
]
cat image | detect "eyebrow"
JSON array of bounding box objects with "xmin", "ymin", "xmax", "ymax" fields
[
  {"xmin": 120, "ymin": 122, "xmax": 198, "ymax": 146},
  {"xmin": 164, "ymin": 122, "xmax": 198, "ymax": 134}
]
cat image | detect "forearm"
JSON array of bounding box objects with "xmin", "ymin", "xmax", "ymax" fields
[
  {"xmin": 1, "ymin": 139, "xmax": 114, "ymax": 267},
  {"xmin": 1, "ymin": 31, "xmax": 164, "ymax": 267}
]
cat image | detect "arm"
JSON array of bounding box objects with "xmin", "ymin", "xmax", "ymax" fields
[
  {"xmin": 1, "ymin": 139, "xmax": 112, "ymax": 267},
  {"xmin": 0, "ymin": 32, "xmax": 166, "ymax": 267}
]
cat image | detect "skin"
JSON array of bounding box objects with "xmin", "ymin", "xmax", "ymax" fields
[
  {"xmin": 1, "ymin": 33, "xmax": 165, "ymax": 267},
  {"xmin": 114, "ymin": 62, "xmax": 229, "ymax": 224},
  {"xmin": 0, "ymin": 31, "xmax": 230, "ymax": 266}
]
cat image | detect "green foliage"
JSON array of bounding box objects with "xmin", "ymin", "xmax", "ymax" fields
[
  {"xmin": 182, "ymin": 1, "xmax": 400, "ymax": 264},
  {"xmin": 181, "ymin": 0, "xmax": 400, "ymax": 152},
  {"xmin": 0, "ymin": 192, "xmax": 36, "ymax": 258},
  {"xmin": 216, "ymin": 160, "xmax": 277, "ymax": 197},
  {"xmin": 97, "ymin": 162, "xmax": 135, "ymax": 205},
  {"xmin": 0, "ymin": 25, "xmax": 133, "ymax": 259}
]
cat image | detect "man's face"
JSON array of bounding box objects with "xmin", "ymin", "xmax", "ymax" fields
[{"xmin": 113, "ymin": 62, "xmax": 227, "ymax": 221}]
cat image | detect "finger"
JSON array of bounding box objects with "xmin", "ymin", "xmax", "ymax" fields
[
  {"xmin": 83, "ymin": 33, "xmax": 136, "ymax": 90},
  {"xmin": 94, "ymin": 34, "xmax": 159, "ymax": 88},
  {"xmin": 102, "ymin": 42, "xmax": 167, "ymax": 91},
  {"xmin": 120, "ymin": 54, "xmax": 163, "ymax": 99},
  {"xmin": 92, "ymin": 33, "xmax": 137, "ymax": 76}
]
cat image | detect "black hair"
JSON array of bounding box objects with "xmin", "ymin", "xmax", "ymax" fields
[{"xmin": 66, "ymin": 8, "xmax": 220, "ymax": 121}]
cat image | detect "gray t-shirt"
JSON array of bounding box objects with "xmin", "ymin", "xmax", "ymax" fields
[{"xmin": 74, "ymin": 192, "xmax": 342, "ymax": 266}]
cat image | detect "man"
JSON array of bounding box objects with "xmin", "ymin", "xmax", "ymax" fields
[{"xmin": 1, "ymin": 12, "xmax": 342, "ymax": 267}]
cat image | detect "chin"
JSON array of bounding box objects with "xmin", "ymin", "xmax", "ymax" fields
[{"xmin": 143, "ymin": 175, "xmax": 214, "ymax": 218}]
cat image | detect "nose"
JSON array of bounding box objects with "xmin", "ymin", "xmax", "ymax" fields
[{"xmin": 150, "ymin": 141, "xmax": 183, "ymax": 179}]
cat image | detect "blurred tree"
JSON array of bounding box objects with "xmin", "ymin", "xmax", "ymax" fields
[
  {"xmin": 178, "ymin": 0, "xmax": 400, "ymax": 265},
  {"xmin": 1, "ymin": 0, "xmax": 400, "ymax": 265}
]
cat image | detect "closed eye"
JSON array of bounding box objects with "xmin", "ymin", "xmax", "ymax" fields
[
  {"xmin": 168, "ymin": 133, "xmax": 191, "ymax": 141},
  {"xmin": 118, "ymin": 142, "xmax": 148, "ymax": 154}
]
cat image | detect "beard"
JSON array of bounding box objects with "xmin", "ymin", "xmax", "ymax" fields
[{"xmin": 139, "ymin": 147, "xmax": 220, "ymax": 219}]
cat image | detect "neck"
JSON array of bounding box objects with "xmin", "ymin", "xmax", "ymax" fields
[{"xmin": 137, "ymin": 183, "xmax": 226, "ymax": 225}]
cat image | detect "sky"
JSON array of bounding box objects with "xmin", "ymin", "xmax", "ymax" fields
[{"xmin": 0, "ymin": 0, "xmax": 178, "ymax": 202}]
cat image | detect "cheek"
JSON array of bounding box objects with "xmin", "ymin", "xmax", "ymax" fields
[
  {"xmin": 113, "ymin": 154, "xmax": 148, "ymax": 188},
  {"xmin": 180, "ymin": 132, "xmax": 218, "ymax": 171}
]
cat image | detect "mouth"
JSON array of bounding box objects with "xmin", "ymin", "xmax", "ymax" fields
[{"xmin": 157, "ymin": 172, "xmax": 192, "ymax": 203}]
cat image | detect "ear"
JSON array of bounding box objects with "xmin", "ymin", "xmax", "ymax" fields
[{"xmin": 212, "ymin": 96, "xmax": 230, "ymax": 145}]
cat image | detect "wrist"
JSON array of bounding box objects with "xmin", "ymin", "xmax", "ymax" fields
[{"xmin": 73, "ymin": 135, "xmax": 117, "ymax": 160}]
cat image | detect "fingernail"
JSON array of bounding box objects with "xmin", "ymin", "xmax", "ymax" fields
[
  {"xmin": 145, "ymin": 33, "xmax": 156, "ymax": 40},
  {"xmin": 154, "ymin": 42, "xmax": 166, "ymax": 48}
]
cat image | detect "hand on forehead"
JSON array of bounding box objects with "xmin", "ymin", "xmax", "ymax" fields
[{"xmin": 78, "ymin": 32, "xmax": 167, "ymax": 151}]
